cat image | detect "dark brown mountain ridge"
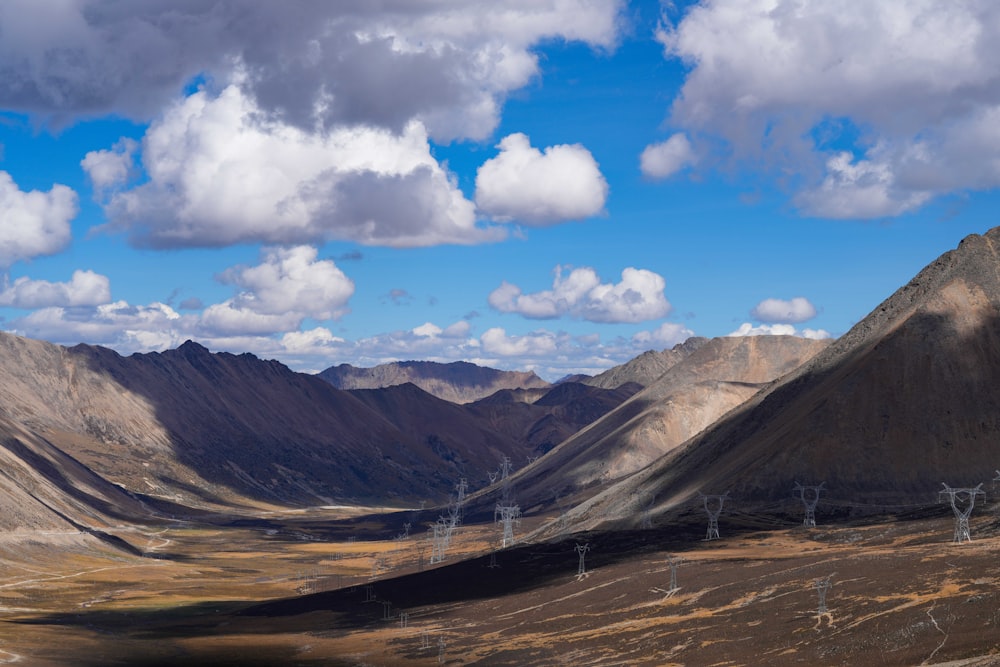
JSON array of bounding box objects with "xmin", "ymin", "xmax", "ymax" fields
[
  {"xmin": 570, "ymin": 226, "xmax": 1000, "ymax": 530},
  {"xmin": 0, "ymin": 334, "xmax": 647, "ymax": 515},
  {"xmin": 473, "ymin": 334, "xmax": 830, "ymax": 516}
]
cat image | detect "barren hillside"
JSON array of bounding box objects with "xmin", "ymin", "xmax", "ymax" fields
[
  {"xmin": 572, "ymin": 227, "xmax": 1000, "ymax": 529},
  {"xmin": 472, "ymin": 335, "xmax": 829, "ymax": 514}
]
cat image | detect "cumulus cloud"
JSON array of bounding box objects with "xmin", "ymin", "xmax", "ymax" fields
[
  {"xmin": 728, "ymin": 322, "xmax": 831, "ymax": 339},
  {"xmin": 0, "ymin": 171, "xmax": 78, "ymax": 267},
  {"xmin": 750, "ymin": 297, "xmax": 817, "ymax": 324},
  {"xmin": 8, "ymin": 245, "xmax": 354, "ymax": 347},
  {"xmin": 631, "ymin": 322, "xmax": 695, "ymax": 348},
  {"xmin": 0, "ymin": 270, "xmax": 110, "ymax": 308},
  {"xmin": 659, "ymin": 0, "xmax": 1000, "ymax": 217},
  {"xmin": 201, "ymin": 245, "xmax": 354, "ymax": 336},
  {"xmin": 98, "ymin": 86, "xmax": 495, "ymax": 249},
  {"xmin": 13, "ymin": 301, "xmax": 184, "ymax": 347},
  {"xmin": 475, "ymin": 133, "xmax": 609, "ymax": 224},
  {"xmin": 216, "ymin": 246, "xmax": 353, "ymax": 320},
  {"xmin": 489, "ymin": 265, "xmax": 672, "ymax": 323},
  {"xmin": 81, "ymin": 138, "xmax": 138, "ymax": 193},
  {"xmin": 640, "ymin": 133, "xmax": 696, "ymax": 179},
  {"xmin": 0, "ymin": 1, "xmax": 622, "ymax": 140},
  {"xmin": 481, "ymin": 327, "xmax": 559, "ymax": 357}
]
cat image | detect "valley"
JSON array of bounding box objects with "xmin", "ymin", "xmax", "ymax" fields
[
  {"xmin": 1, "ymin": 228, "xmax": 1000, "ymax": 664},
  {"xmin": 3, "ymin": 503, "xmax": 1000, "ymax": 665}
]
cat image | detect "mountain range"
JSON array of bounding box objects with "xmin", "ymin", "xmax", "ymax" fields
[
  {"xmin": 2, "ymin": 226, "xmax": 999, "ymax": 549},
  {"xmin": 565, "ymin": 227, "xmax": 1000, "ymax": 532}
]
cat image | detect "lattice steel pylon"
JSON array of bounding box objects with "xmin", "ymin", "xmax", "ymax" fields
[
  {"xmin": 699, "ymin": 492, "xmax": 729, "ymax": 541},
  {"xmin": 666, "ymin": 555, "xmax": 682, "ymax": 593},
  {"xmin": 575, "ymin": 543, "xmax": 590, "ymax": 575},
  {"xmin": 939, "ymin": 483, "xmax": 985, "ymax": 543},
  {"xmin": 498, "ymin": 456, "xmax": 514, "ymax": 506},
  {"xmin": 794, "ymin": 481, "xmax": 825, "ymax": 527},
  {"xmin": 815, "ymin": 574, "xmax": 834, "ymax": 615},
  {"xmin": 495, "ymin": 503, "xmax": 521, "ymax": 548}
]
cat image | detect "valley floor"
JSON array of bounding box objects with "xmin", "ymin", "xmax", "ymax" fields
[{"xmin": 3, "ymin": 507, "xmax": 1000, "ymax": 666}]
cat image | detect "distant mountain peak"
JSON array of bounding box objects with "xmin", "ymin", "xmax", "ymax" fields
[{"xmin": 317, "ymin": 359, "xmax": 550, "ymax": 403}]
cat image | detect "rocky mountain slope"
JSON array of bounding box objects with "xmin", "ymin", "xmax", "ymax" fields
[
  {"xmin": 581, "ymin": 337, "xmax": 710, "ymax": 389},
  {"xmin": 463, "ymin": 381, "xmax": 643, "ymax": 456},
  {"xmin": 571, "ymin": 227, "xmax": 1000, "ymax": 529},
  {"xmin": 317, "ymin": 360, "xmax": 550, "ymax": 403},
  {"xmin": 0, "ymin": 334, "xmax": 648, "ymax": 514},
  {"xmin": 470, "ymin": 335, "xmax": 829, "ymax": 514}
]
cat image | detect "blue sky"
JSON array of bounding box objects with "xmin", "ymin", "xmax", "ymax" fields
[{"xmin": 0, "ymin": 1, "xmax": 997, "ymax": 381}]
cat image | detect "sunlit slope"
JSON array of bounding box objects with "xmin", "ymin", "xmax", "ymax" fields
[
  {"xmin": 481, "ymin": 335, "xmax": 829, "ymax": 511},
  {"xmin": 577, "ymin": 227, "xmax": 1000, "ymax": 526}
]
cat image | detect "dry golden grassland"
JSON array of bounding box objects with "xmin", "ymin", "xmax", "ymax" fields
[{"xmin": 2, "ymin": 509, "xmax": 1000, "ymax": 666}]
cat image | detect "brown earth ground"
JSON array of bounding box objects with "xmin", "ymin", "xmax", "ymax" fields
[{"xmin": 4, "ymin": 506, "xmax": 1000, "ymax": 666}]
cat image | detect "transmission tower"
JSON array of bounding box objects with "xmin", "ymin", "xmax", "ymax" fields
[
  {"xmin": 495, "ymin": 503, "xmax": 521, "ymax": 548},
  {"xmin": 939, "ymin": 483, "xmax": 985, "ymax": 543},
  {"xmin": 794, "ymin": 482, "xmax": 825, "ymax": 527},
  {"xmin": 499, "ymin": 456, "xmax": 514, "ymax": 506},
  {"xmin": 575, "ymin": 543, "xmax": 590, "ymax": 575},
  {"xmin": 666, "ymin": 555, "xmax": 682, "ymax": 593},
  {"xmin": 815, "ymin": 574, "xmax": 833, "ymax": 614},
  {"xmin": 699, "ymin": 492, "xmax": 729, "ymax": 540},
  {"xmin": 430, "ymin": 518, "xmax": 449, "ymax": 563},
  {"xmin": 455, "ymin": 478, "xmax": 469, "ymax": 522}
]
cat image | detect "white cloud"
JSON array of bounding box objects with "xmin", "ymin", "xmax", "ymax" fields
[
  {"xmin": 13, "ymin": 301, "xmax": 184, "ymax": 347},
  {"xmin": 750, "ymin": 296, "xmax": 817, "ymax": 324},
  {"xmin": 413, "ymin": 322, "xmax": 443, "ymax": 338},
  {"xmin": 728, "ymin": 322, "xmax": 831, "ymax": 339},
  {"xmin": 201, "ymin": 245, "xmax": 354, "ymax": 336},
  {"xmin": 0, "ymin": 1, "xmax": 622, "ymax": 141},
  {"xmin": 81, "ymin": 138, "xmax": 138, "ymax": 193},
  {"xmin": 217, "ymin": 246, "xmax": 354, "ymax": 320},
  {"xmin": 100, "ymin": 85, "xmax": 496, "ymax": 249},
  {"xmin": 659, "ymin": 0, "xmax": 1000, "ymax": 217},
  {"xmin": 801, "ymin": 328, "xmax": 832, "ymax": 340},
  {"xmin": 0, "ymin": 171, "xmax": 78, "ymax": 267},
  {"xmin": 280, "ymin": 328, "xmax": 346, "ymax": 354},
  {"xmin": 475, "ymin": 133, "xmax": 609, "ymax": 224},
  {"xmin": 489, "ymin": 265, "xmax": 672, "ymax": 323},
  {"xmin": 631, "ymin": 322, "xmax": 695, "ymax": 348},
  {"xmin": 7, "ymin": 298, "xmax": 704, "ymax": 381},
  {"xmin": 9, "ymin": 245, "xmax": 356, "ymax": 344},
  {"xmin": 794, "ymin": 150, "xmax": 932, "ymax": 219},
  {"xmin": 481, "ymin": 327, "xmax": 559, "ymax": 357},
  {"xmin": 640, "ymin": 133, "xmax": 696, "ymax": 179},
  {"xmin": 0, "ymin": 270, "xmax": 110, "ymax": 308}
]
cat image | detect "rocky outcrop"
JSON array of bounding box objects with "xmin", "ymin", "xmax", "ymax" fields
[{"xmin": 581, "ymin": 337, "xmax": 710, "ymax": 389}]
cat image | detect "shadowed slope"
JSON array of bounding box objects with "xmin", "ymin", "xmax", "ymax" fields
[
  {"xmin": 471, "ymin": 335, "xmax": 829, "ymax": 514},
  {"xmin": 573, "ymin": 227, "xmax": 1000, "ymax": 528},
  {"xmin": 463, "ymin": 381, "xmax": 642, "ymax": 457}
]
